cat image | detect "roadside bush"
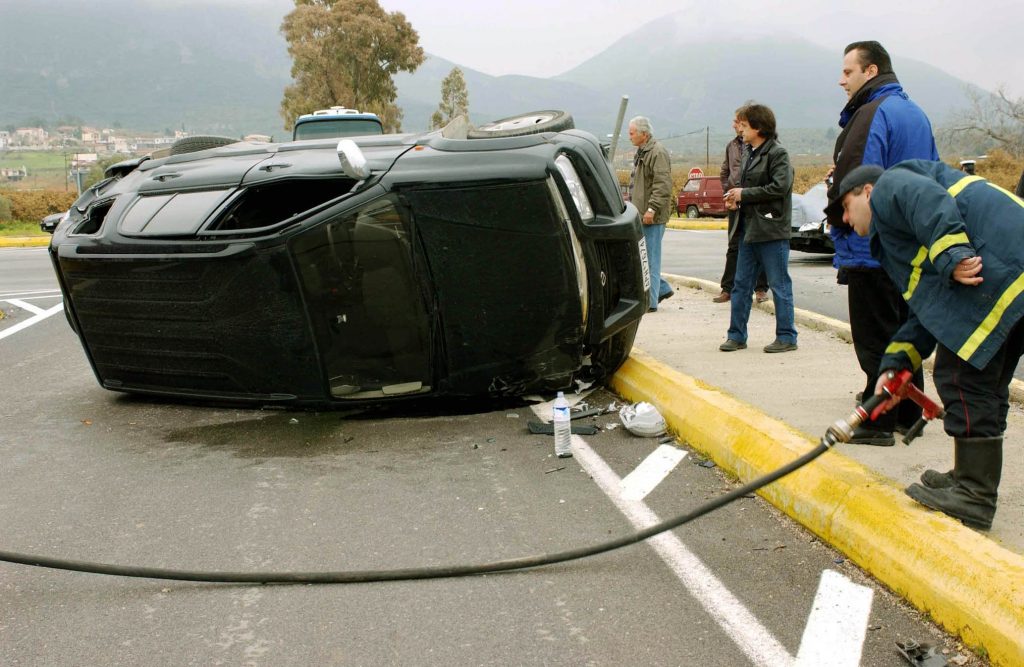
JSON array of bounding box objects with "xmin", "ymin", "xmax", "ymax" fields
[
  {"xmin": 947, "ymin": 150, "xmax": 1024, "ymax": 191},
  {"xmin": 6, "ymin": 190, "xmax": 78, "ymax": 221},
  {"xmin": 0, "ymin": 194, "xmax": 12, "ymax": 222}
]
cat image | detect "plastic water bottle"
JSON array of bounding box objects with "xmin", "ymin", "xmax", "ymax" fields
[{"xmin": 553, "ymin": 391, "xmax": 572, "ymax": 458}]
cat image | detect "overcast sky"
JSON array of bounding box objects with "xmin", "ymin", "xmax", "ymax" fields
[
  {"xmin": 375, "ymin": 0, "xmax": 1021, "ymax": 96},
  {"xmin": 145, "ymin": 0, "xmax": 1021, "ymax": 95}
]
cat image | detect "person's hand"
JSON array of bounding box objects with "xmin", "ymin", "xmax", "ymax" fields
[
  {"xmin": 724, "ymin": 188, "xmax": 742, "ymax": 207},
  {"xmin": 872, "ymin": 371, "xmax": 902, "ymax": 412},
  {"xmin": 953, "ymin": 256, "xmax": 983, "ymax": 285},
  {"xmin": 824, "ymin": 165, "xmax": 835, "ymax": 184},
  {"xmin": 642, "ymin": 209, "xmax": 655, "ymax": 225}
]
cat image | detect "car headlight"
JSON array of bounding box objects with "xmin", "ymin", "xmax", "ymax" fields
[
  {"xmin": 548, "ymin": 174, "xmax": 588, "ymax": 326},
  {"xmin": 554, "ymin": 155, "xmax": 594, "ymax": 222}
]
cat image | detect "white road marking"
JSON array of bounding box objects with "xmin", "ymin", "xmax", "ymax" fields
[
  {"xmin": 1, "ymin": 294, "xmax": 62, "ymax": 302},
  {"xmin": 533, "ymin": 392, "xmax": 875, "ymax": 665},
  {"xmin": 618, "ymin": 444, "xmax": 687, "ymax": 500},
  {"xmin": 5, "ymin": 299, "xmax": 47, "ymax": 316},
  {"xmin": 795, "ymin": 569, "xmax": 873, "ymax": 667},
  {"xmin": 568, "ymin": 434, "xmax": 795, "ymax": 666},
  {"xmin": 0, "ymin": 302, "xmax": 64, "ymax": 340},
  {"xmin": 0, "ymin": 289, "xmax": 61, "ymax": 299}
]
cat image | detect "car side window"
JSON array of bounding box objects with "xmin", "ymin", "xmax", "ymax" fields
[{"xmin": 291, "ymin": 196, "xmax": 431, "ymax": 399}]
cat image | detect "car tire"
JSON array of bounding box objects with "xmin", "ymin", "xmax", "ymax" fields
[
  {"xmin": 591, "ymin": 320, "xmax": 639, "ymax": 378},
  {"xmin": 169, "ymin": 135, "xmax": 239, "ymax": 156},
  {"xmin": 686, "ymin": 206, "xmax": 700, "ymax": 219},
  {"xmin": 467, "ymin": 110, "xmax": 574, "ymax": 139}
]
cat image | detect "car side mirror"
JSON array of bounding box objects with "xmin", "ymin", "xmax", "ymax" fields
[{"xmin": 337, "ymin": 139, "xmax": 370, "ymax": 180}]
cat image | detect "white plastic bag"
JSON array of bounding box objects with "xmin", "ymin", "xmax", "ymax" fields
[{"xmin": 619, "ymin": 401, "xmax": 667, "ymax": 437}]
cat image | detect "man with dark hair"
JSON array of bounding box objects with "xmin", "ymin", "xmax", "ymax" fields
[
  {"xmin": 719, "ymin": 103, "xmax": 797, "ymax": 354},
  {"xmin": 839, "ymin": 160, "xmax": 1024, "ymax": 530},
  {"xmin": 715, "ymin": 110, "xmax": 768, "ymax": 304},
  {"xmin": 628, "ymin": 116, "xmax": 674, "ymax": 312},
  {"xmin": 824, "ymin": 40, "xmax": 940, "ymax": 446}
]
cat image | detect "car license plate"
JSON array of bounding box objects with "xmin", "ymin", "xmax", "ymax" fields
[{"xmin": 638, "ymin": 237, "xmax": 651, "ymax": 291}]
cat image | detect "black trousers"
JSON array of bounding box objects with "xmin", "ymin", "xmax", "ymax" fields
[
  {"xmin": 934, "ymin": 318, "xmax": 1024, "ymax": 437},
  {"xmin": 847, "ymin": 268, "xmax": 923, "ymax": 431},
  {"xmin": 721, "ymin": 210, "xmax": 768, "ymax": 293}
]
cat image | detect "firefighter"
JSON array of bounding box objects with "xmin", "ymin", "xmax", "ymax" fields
[{"xmin": 838, "ymin": 160, "xmax": 1024, "ymax": 530}]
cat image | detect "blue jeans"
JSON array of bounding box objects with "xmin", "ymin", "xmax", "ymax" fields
[
  {"xmin": 727, "ymin": 237, "xmax": 797, "ymax": 344},
  {"xmin": 643, "ymin": 222, "xmax": 672, "ymax": 309}
]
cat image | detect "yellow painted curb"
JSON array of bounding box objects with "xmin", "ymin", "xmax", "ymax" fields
[
  {"xmin": 667, "ymin": 219, "xmax": 727, "ymax": 231},
  {"xmin": 0, "ymin": 236, "xmax": 50, "ymax": 248},
  {"xmin": 610, "ymin": 349, "xmax": 1024, "ymax": 666}
]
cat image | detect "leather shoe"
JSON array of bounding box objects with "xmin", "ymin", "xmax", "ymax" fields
[
  {"xmin": 658, "ymin": 288, "xmax": 674, "ymax": 303},
  {"xmin": 755, "ymin": 290, "xmax": 769, "ymax": 303},
  {"xmin": 712, "ymin": 291, "xmax": 730, "ymax": 303},
  {"xmin": 763, "ymin": 339, "xmax": 797, "ymax": 353},
  {"xmin": 647, "ymin": 307, "xmax": 657, "ymax": 313},
  {"xmin": 719, "ymin": 339, "xmax": 747, "ymax": 352},
  {"xmin": 847, "ymin": 427, "xmax": 895, "ymax": 446}
]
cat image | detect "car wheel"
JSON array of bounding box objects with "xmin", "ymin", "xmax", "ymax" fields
[
  {"xmin": 467, "ymin": 110, "xmax": 574, "ymax": 139},
  {"xmin": 686, "ymin": 206, "xmax": 700, "ymax": 219},
  {"xmin": 169, "ymin": 135, "xmax": 239, "ymax": 156},
  {"xmin": 591, "ymin": 320, "xmax": 639, "ymax": 378}
]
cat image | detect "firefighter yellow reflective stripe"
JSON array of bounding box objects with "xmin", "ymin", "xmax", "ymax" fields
[
  {"xmin": 947, "ymin": 175, "xmax": 984, "ymax": 197},
  {"xmin": 928, "ymin": 233, "xmax": 971, "ymax": 263},
  {"xmin": 885, "ymin": 342, "xmax": 923, "ymax": 370},
  {"xmin": 902, "ymin": 246, "xmax": 929, "ymax": 300},
  {"xmin": 986, "ymin": 182, "xmax": 1024, "ymax": 209},
  {"xmin": 957, "ymin": 272, "xmax": 1024, "ymax": 361}
]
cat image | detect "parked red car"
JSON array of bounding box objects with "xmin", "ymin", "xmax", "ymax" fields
[{"xmin": 677, "ymin": 175, "xmax": 727, "ymax": 218}]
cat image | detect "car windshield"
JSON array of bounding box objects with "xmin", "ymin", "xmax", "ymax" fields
[{"xmin": 293, "ymin": 119, "xmax": 384, "ymax": 140}]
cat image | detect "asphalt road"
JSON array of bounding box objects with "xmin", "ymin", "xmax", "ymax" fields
[{"xmin": 0, "ymin": 247, "xmax": 965, "ymax": 666}]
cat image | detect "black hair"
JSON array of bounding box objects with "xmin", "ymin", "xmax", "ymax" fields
[
  {"xmin": 844, "ymin": 41, "xmax": 893, "ymax": 75},
  {"xmin": 736, "ymin": 103, "xmax": 778, "ymax": 141}
]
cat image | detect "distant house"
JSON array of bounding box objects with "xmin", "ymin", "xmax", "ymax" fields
[
  {"xmin": 1, "ymin": 166, "xmax": 27, "ymax": 181},
  {"xmin": 14, "ymin": 127, "xmax": 47, "ymax": 146},
  {"xmin": 71, "ymin": 153, "xmax": 98, "ymax": 170},
  {"xmin": 0, "ymin": 131, "xmax": 9, "ymax": 149}
]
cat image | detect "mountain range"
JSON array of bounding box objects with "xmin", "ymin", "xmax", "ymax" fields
[{"xmin": 0, "ymin": 0, "xmax": 981, "ymax": 154}]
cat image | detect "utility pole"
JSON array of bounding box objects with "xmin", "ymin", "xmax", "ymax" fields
[
  {"xmin": 706, "ymin": 126, "xmax": 710, "ymax": 171},
  {"xmin": 608, "ymin": 95, "xmax": 630, "ymax": 165}
]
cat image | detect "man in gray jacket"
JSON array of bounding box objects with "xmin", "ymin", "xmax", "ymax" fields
[{"xmin": 628, "ymin": 116, "xmax": 674, "ymax": 311}]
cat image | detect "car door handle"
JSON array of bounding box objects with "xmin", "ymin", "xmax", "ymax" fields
[
  {"xmin": 259, "ymin": 163, "xmax": 292, "ymax": 172},
  {"xmin": 153, "ymin": 173, "xmax": 181, "ymax": 182}
]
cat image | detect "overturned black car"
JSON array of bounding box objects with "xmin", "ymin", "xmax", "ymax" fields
[{"xmin": 48, "ymin": 112, "xmax": 649, "ymax": 406}]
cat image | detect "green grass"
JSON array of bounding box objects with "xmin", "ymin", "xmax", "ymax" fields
[
  {"xmin": 0, "ymin": 220, "xmax": 48, "ymax": 236},
  {"xmin": 0, "ymin": 150, "xmax": 74, "ymax": 190},
  {"xmin": 0, "ymin": 150, "xmax": 68, "ymax": 171}
]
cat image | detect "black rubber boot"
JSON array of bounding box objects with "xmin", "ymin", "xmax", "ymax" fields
[
  {"xmin": 920, "ymin": 469, "xmax": 954, "ymax": 488},
  {"xmin": 905, "ymin": 436, "xmax": 1002, "ymax": 530}
]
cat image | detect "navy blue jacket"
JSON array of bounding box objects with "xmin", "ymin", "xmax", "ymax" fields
[
  {"xmin": 827, "ymin": 74, "xmax": 939, "ymax": 270},
  {"xmin": 870, "ymin": 160, "xmax": 1024, "ymax": 372}
]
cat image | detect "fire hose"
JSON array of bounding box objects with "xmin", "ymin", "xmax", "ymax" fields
[{"xmin": 0, "ymin": 371, "xmax": 942, "ymax": 585}]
